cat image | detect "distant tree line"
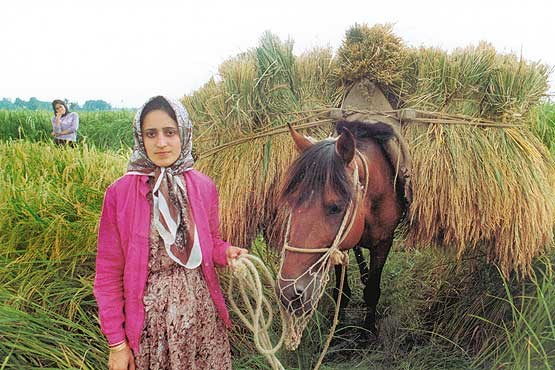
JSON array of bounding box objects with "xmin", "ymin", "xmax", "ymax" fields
[{"xmin": 0, "ymin": 97, "xmax": 113, "ymax": 111}]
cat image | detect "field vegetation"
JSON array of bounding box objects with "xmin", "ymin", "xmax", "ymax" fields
[
  {"xmin": 0, "ymin": 105, "xmax": 553, "ymax": 369},
  {"xmin": 1, "ymin": 25, "xmax": 554, "ymax": 369}
]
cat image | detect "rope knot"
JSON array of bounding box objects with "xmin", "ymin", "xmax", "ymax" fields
[
  {"xmin": 329, "ymin": 248, "xmax": 349, "ymax": 265},
  {"xmin": 229, "ymin": 257, "xmax": 249, "ymax": 279}
]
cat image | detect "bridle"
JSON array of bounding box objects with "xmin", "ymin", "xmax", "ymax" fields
[
  {"xmin": 277, "ymin": 148, "xmax": 370, "ymax": 353},
  {"xmin": 281, "ymin": 149, "xmax": 370, "ymax": 260}
]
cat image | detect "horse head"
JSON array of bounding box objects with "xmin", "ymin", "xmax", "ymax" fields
[{"xmin": 277, "ymin": 124, "xmax": 367, "ymax": 316}]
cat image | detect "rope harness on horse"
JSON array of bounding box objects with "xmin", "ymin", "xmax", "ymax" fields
[
  {"xmin": 278, "ymin": 150, "xmax": 370, "ymax": 352},
  {"xmin": 229, "ymin": 149, "xmax": 369, "ymax": 370}
]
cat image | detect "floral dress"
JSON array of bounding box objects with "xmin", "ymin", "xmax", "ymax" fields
[{"xmin": 135, "ymin": 188, "xmax": 232, "ymax": 370}]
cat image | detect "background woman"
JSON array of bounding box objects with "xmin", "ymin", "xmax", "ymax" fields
[
  {"xmin": 51, "ymin": 99, "xmax": 79, "ymax": 145},
  {"xmin": 94, "ymin": 95, "xmax": 247, "ymax": 370}
]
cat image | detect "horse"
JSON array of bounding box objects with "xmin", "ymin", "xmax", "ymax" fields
[{"xmin": 276, "ymin": 119, "xmax": 406, "ymax": 339}]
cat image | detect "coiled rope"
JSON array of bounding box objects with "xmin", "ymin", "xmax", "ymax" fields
[
  {"xmin": 228, "ymin": 252, "xmax": 348, "ymax": 370},
  {"xmin": 228, "ymin": 253, "xmax": 287, "ymax": 370}
]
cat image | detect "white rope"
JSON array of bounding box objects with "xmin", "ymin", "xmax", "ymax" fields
[{"xmin": 228, "ymin": 254, "xmax": 287, "ymax": 370}]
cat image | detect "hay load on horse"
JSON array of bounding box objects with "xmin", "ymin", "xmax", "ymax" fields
[
  {"xmin": 185, "ymin": 25, "xmax": 554, "ymax": 279},
  {"xmin": 335, "ymin": 24, "xmax": 554, "ymax": 277},
  {"xmin": 183, "ymin": 26, "xmax": 554, "ymax": 359}
]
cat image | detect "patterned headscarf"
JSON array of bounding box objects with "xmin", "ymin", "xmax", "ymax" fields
[{"xmin": 127, "ymin": 95, "xmax": 195, "ymax": 266}]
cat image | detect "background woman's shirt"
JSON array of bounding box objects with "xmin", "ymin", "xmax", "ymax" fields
[{"xmin": 52, "ymin": 112, "xmax": 79, "ymax": 142}]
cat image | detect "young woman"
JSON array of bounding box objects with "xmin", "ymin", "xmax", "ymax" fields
[
  {"xmin": 94, "ymin": 96, "xmax": 247, "ymax": 370},
  {"xmin": 51, "ymin": 99, "xmax": 79, "ymax": 145}
]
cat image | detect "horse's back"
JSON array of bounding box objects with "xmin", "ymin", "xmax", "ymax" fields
[
  {"xmin": 338, "ymin": 120, "xmax": 405, "ymax": 243},
  {"xmin": 336, "ymin": 120, "xmax": 395, "ymax": 142}
]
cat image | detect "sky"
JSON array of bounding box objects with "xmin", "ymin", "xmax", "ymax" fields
[{"xmin": 2, "ymin": 0, "xmax": 554, "ymax": 108}]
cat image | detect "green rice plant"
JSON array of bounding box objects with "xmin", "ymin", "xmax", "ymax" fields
[
  {"xmin": 0, "ymin": 141, "xmax": 126, "ymax": 263},
  {"xmin": 252, "ymin": 32, "xmax": 301, "ymax": 122},
  {"xmin": 77, "ymin": 111, "xmax": 135, "ymax": 151},
  {"xmin": 0, "ymin": 140, "xmax": 125, "ymax": 367},
  {"xmin": 482, "ymin": 55, "xmax": 550, "ymax": 121},
  {"xmin": 471, "ymin": 255, "xmax": 555, "ymax": 369},
  {"xmin": 0, "ymin": 110, "xmax": 135, "ymax": 151},
  {"xmin": 0, "ymin": 271, "xmax": 106, "ymax": 369},
  {"xmin": 1, "ymin": 134, "xmax": 549, "ymax": 368},
  {"xmin": 0, "ymin": 110, "xmax": 52, "ymax": 142},
  {"xmin": 532, "ymin": 103, "xmax": 555, "ymax": 156}
]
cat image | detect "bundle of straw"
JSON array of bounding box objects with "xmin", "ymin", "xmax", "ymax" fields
[
  {"xmin": 185, "ymin": 25, "xmax": 554, "ymax": 276},
  {"xmin": 184, "ymin": 32, "xmax": 342, "ymax": 248},
  {"xmin": 338, "ymin": 24, "xmax": 555, "ymax": 276}
]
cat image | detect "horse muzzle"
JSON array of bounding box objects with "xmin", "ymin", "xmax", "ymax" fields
[{"xmin": 276, "ymin": 275, "xmax": 321, "ymax": 316}]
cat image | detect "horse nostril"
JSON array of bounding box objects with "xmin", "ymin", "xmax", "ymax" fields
[{"xmin": 276, "ymin": 280, "xmax": 307, "ymax": 312}]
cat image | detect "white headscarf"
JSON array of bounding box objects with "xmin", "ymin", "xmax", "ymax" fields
[{"xmin": 127, "ymin": 95, "xmax": 196, "ymax": 266}]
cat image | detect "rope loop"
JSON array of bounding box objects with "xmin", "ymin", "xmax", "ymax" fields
[{"xmin": 228, "ymin": 254, "xmax": 286, "ymax": 370}]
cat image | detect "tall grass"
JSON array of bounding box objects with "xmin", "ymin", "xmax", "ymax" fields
[
  {"xmin": 472, "ymin": 256, "xmax": 555, "ymax": 369},
  {"xmin": 533, "ymin": 103, "xmax": 555, "ymax": 156},
  {"xmin": 0, "ymin": 141, "xmax": 125, "ymax": 369},
  {"xmin": 0, "ymin": 110, "xmax": 135, "ymax": 151},
  {"xmin": 1, "ymin": 138, "xmax": 554, "ymax": 368},
  {"xmin": 0, "ymin": 141, "xmax": 305, "ymax": 368}
]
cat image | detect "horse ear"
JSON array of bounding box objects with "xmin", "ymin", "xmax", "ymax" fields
[
  {"xmin": 335, "ymin": 127, "xmax": 355, "ymax": 164},
  {"xmin": 288, "ymin": 122, "xmax": 313, "ymax": 153}
]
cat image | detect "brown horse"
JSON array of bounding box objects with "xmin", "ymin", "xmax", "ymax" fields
[{"xmin": 277, "ymin": 119, "xmax": 406, "ymax": 338}]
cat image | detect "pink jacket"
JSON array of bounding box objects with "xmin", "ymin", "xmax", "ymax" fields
[{"xmin": 93, "ymin": 170, "xmax": 231, "ymax": 353}]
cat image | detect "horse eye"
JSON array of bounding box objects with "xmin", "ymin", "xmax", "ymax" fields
[{"xmin": 326, "ymin": 203, "xmax": 343, "ymax": 215}]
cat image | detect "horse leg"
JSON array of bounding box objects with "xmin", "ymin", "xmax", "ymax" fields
[
  {"xmin": 353, "ymin": 246, "xmax": 369, "ymax": 285},
  {"xmin": 362, "ymin": 237, "xmax": 393, "ymax": 336}
]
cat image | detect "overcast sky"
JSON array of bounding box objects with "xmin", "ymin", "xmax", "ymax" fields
[{"xmin": 2, "ymin": 0, "xmax": 554, "ymax": 108}]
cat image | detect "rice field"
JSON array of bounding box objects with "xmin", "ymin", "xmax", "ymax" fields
[
  {"xmin": 1, "ymin": 25, "xmax": 554, "ymax": 370},
  {"xmin": 0, "ymin": 105, "xmax": 553, "ymax": 369},
  {"xmin": 0, "ymin": 110, "xmax": 135, "ymax": 152}
]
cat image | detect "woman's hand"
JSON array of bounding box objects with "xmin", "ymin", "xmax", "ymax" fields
[
  {"xmin": 226, "ymin": 245, "xmax": 248, "ymax": 264},
  {"xmin": 108, "ymin": 345, "xmax": 135, "ymax": 370}
]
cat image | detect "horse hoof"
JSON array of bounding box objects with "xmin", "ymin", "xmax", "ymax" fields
[
  {"xmin": 327, "ymin": 323, "xmax": 379, "ymax": 353},
  {"xmin": 338, "ymin": 326, "xmax": 377, "ymax": 345},
  {"xmin": 330, "ymin": 325, "xmax": 350, "ymax": 345}
]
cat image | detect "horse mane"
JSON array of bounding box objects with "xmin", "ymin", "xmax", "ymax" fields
[
  {"xmin": 281, "ymin": 140, "xmax": 354, "ymax": 208},
  {"xmin": 281, "ymin": 120, "xmax": 396, "ymax": 208},
  {"xmin": 335, "ymin": 120, "xmax": 395, "ymax": 142}
]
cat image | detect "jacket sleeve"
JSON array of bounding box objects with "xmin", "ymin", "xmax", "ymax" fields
[
  {"xmin": 208, "ymin": 183, "xmax": 230, "ymax": 267},
  {"xmin": 93, "ymin": 185, "xmax": 126, "ymax": 345}
]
